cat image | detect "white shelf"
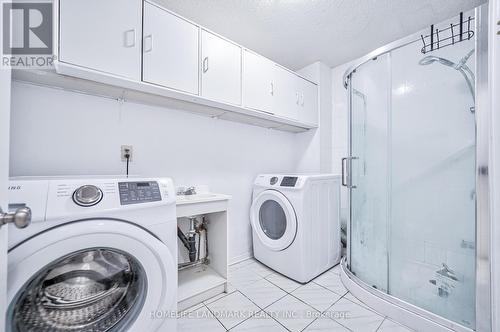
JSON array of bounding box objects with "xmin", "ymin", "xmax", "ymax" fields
[
  {"xmin": 178, "ymin": 265, "xmax": 227, "ymax": 309},
  {"xmin": 11, "ymin": 67, "xmax": 315, "ymax": 133}
]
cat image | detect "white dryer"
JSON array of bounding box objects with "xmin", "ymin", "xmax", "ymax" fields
[
  {"xmin": 6, "ymin": 177, "xmax": 177, "ymax": 332},
  {"xmin": 251, "ymin": 174, "xmax": 341, "ymax": 283}
]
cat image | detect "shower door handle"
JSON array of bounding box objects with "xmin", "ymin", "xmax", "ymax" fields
[
  {"xmin": 342, "ymin": 158, "xmax": 348, "ymax": 187},
  {"xmin": 342, "ymin": 157, "xmax": 358, "ymax": 189}
]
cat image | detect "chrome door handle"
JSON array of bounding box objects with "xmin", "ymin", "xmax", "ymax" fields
[
  {"xmin": 124, "ymin": 29, "xmax": 136, "ymax": 48},
  {"xmin": 342, "ymin": 158, "xmax": 348, "ymax": 187},
  {"xmin": 0, "ymin": 206, "xmax": 31, "ymax": 229},
  {"xmin": 342, "ymin": 157, "xmax": 359, "ymax": 188},
  {"xmin": 203, "ymin": 57, "xmax": 209, "ymax": 73},
  {"xmin": 144, "ymin": 34, "xmax": 153, "ymax": 53}
]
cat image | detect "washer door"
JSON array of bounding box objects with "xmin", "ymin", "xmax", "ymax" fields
[
  {"xmin": 251, "ymin": 190, "xmax": 297, "ymax": 251},
  {"xmin": 7, "ymin": 220, "xmax": 176, "ymax": 332}
]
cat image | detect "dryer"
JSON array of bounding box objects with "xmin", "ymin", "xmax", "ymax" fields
[
  {"xmin": 6, "ymin": 177, "xmax": 177, "ymax": 332},
  {"xmin": 251, "ymin": 174, "xmax": 341, "ymax": 283}
]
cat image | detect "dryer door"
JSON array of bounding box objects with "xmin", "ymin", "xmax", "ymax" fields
[
  {"xmin": 7, "ymin": 220, "xmax": 176, "ymax": 332},
  {"xmin": 251, "ymin": 190, "xmax": 297, "ymax": 251}
]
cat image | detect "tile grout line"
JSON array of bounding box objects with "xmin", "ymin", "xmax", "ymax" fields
[
  {"xmin": 263, "ymin": 274, "xmax": 301, "ymax": 293},
  {"xmin": 374, "ymin": 317, "xmax": 386, "ymax": 331},
  {"xmin": 317, "ymin": 293, "xmax": 356, "ymax": 332},
  {"xmin": 310, "ymin": 279, "xmax": 348, "ymax": 297},
  {"xmin": 202, "ymin": 302, "xmax": 230, "ymax": 331},
  {"xmin": 337, "ymin": 290, "xmax": 386, "ymax": 318},
  {"xmin": 375, "ymin": 317, "xmax": 387, "ymax": 332},
  {"xmin": 227, "ymin": 290, "xmax": 267, "ymax": 330},
  {"xmin": 237, "ymin": 276, "xmax": 320, "ymax": 332},
  {"xmin": 216, "ymin": 264, "xmax": 389, "ymax": 332},
  {"xmin": 300, "ymin": 316, "xmax": 321, "ymax": 332}
]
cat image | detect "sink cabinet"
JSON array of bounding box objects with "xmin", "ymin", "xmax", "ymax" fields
[{"xmin": 176, "ymin": 193, "xmax": 230, "ymax": 311}]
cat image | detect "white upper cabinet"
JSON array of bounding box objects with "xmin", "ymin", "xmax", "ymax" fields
[
  {"xmin": 297, "ymin": 79, "xmax": 319, "ymax": 125},
  {"xmin": 273, "ymin": 66, "xmax": 300, "ymax": 120},
  {"xmin": 55, "ymin": 2, "xmax": 317, "ymax": 130},
  {"xmin": 242, "ymin": 50, "xmax": 275, "ymax": 113},
  {"xmin": 242, "ymin": 51, "xmax": 315, "ymax": 123},
  {"xmin": 143, "ymin": 2, "xmax": 199, "ymax": 94},
  {"xmin": 59, "ymin": 0, "xmax": 142, "ymax": 80},
  {"xmin": 201, "ymin": 30, "xmax": 242, "ymax": 105}
]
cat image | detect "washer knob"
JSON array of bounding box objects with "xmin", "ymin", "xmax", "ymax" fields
[
  {"xmin": 73, "ymin": 185, "xmax": 103, "ymax": 207},
  {"xmin": 270, "ymin": 177, "xmax": 279, "ymax": 185}
]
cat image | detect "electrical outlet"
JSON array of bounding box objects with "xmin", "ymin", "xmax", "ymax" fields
[{"xmin": 121, "ymin": 145, "xmax": 133, "ymax": 162}]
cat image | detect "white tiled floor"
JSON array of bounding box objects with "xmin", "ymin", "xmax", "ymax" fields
[{"xmin": 178, "ymin": 258, "xmax": 414, "ymax": 332}]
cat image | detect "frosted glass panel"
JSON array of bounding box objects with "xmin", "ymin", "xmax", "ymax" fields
[
  {"xmin": 389, "ymin": 38, "xmax": 476, "ymax": 328},
  {"xmin": 349, "ymin": 53, "xmax": 390, "ymax": 292},
  {"xmin": 348, "ymin": 35, "xmax": 476, "ymax": 329}
]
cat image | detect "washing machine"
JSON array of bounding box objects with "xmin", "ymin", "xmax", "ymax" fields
[
  {"xmin": 6, "ymin": 177, "xmax": 177, "ymax": 332},
  {"xmin": 251, "ymin": 174, "xmax": 341, "ymax": 283}
]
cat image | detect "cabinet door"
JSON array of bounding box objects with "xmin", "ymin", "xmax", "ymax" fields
[
  {"xmin": 143, "ymin": 2, "xmax": 199, "ymax": 94},
  {"xmin": 273, "ymin": 66, "xmax": 299, "ymax": 120},
  {"xmin": 201, "ymin": 30, "xmax": 242, "ymax": 105},
  {"xmin": 59, "ymin": 0, "xmax": 142, "ymax": 80},
  {"xmin": 297, "ymin": 79, "xmax": 319, "ymax": 125},
  {"xmin": 242, "ymin": 50, "xmax": 275, "ymax": 113}
]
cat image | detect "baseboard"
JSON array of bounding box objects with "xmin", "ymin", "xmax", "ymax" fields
[{"xmin": 229, "ymin": 252, "xmax": 253, "ymax": 266}]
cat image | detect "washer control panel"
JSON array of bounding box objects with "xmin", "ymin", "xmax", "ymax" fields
[{"xmin": 118, "ymin": 181, "xmax": 161, "ymax": 205}]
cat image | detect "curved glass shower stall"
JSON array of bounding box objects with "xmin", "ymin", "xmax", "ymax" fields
[{"xmin": 342, "ymin": 7, "xmax": 489, "ymax": 332}]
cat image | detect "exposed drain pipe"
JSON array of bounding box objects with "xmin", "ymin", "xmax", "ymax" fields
[{"xmin": 177, "ymin": 216, "xmax": 198, "ymax": 262}]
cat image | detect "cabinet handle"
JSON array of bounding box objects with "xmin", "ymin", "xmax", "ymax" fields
[
  {"xmin": 144, "ymin": 34, "xmax": 153, "ymax": 53},
  {"xmin": 295, "ymin": 92, "xmax": 300, "ymax": 105},
  {"xmin": 301, "ymin": 93, "xmax": 305, "ymax": 106},
  {"xmin": 124, "ymin": 29, "xmax": 136, "ymax": 48},
  {"xmin": 270, "ymin": 81, "xmax": 274, "ymax": 96},
  {"xmin": 203, "ymin": 57, "xmax": 209, "ymax": 73}
]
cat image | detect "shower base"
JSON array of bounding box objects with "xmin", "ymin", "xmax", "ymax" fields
[{"xmin": 339, "ymin": 258, "xmax": 473, "ymax": 332}]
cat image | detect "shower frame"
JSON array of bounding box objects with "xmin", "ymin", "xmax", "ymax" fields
[{"xmin": 341, "ymin": 5, "xmax": 491, "ymax": 332}]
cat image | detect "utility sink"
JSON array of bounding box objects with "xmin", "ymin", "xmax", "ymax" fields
[
  {"xmin": 176, "ymin": 192, "xmax": 230, "ymax": 205},
  {"xmin": 177, "ymin": 193, "xmax": 217, "ymax": 201}
]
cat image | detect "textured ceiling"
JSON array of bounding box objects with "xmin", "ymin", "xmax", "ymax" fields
[{"xmin": 156, "ymin": 0, "xmax": 486, "ymax": 70}]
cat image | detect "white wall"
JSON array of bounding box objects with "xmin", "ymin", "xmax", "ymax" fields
[{"xmin": 9, "ymin": 78, "xmax": 332, "ymax": 263}]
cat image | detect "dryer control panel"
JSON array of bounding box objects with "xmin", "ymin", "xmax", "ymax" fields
[
  {"xmin": 280, "ymin": 177, "xmax": 298, "ymax": 187},
  {"xmin": 118, "ymin": 181, "xmax": 162, "ymax": 205}
]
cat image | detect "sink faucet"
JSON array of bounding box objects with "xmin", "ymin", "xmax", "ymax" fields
[{"xmin": 178, "ymin": 186, "xmax": 197, "ymax": 196}]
